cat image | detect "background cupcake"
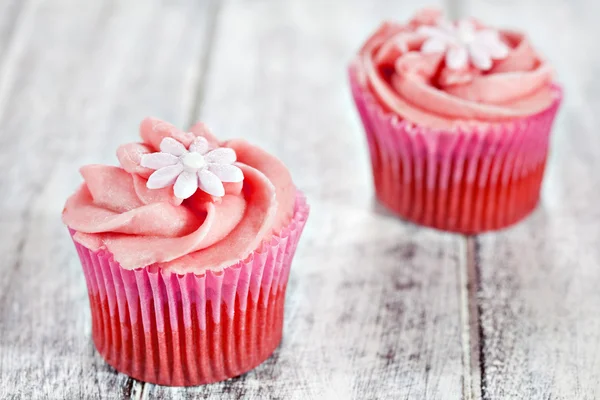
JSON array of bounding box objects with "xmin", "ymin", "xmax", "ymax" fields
[
  {"xmin": 62, "ymin": 118, "xmax": 309, "ymax": 386},
  {"xmin": 349, "ymin": 8, "xmax": 562, "ymax": 233}
]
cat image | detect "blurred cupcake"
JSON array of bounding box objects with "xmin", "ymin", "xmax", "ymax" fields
[
  {"xmin": 349, "ymin": 8, "xmax": 561, "ymax": 233},
  {"xmin": 63, "ymin": 118, "xmax": 309, "ymax": 385}
]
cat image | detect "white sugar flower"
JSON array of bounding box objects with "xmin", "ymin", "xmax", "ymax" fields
[
  {"xmin": 418, "ymin": 19, "xmax": 509, "ymax": 71},
  {"xmin": 140, "ymin": 136, "xmax": 243, "ymax": 199}
]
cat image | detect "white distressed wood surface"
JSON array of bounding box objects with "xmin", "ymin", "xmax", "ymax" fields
[
  {"xmin": 0, "ymin": 0, "xmax": 216, "ymax": 398},
  {"xmin": 143, "ymin": 0, "xmax": 465, "ymax": 398},
  {"xmin": 0, "ymin": 0, "xmax": 598, "ymax": 399},
  {"xmin": 464, "ymin": 1, "xmax": 600, "ymax": 399}
]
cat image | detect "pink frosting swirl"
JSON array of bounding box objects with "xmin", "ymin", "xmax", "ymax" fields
[
  {"xmin": 62, "ymin": 118, "xmax": 296, "ymax": 273},
  {"xmin": 354, "ymin": 9, "xmax": 558, "ymax": 129}
]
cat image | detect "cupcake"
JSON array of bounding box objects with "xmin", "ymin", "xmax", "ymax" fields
[
  {"xmin": 349, "ymin": 8, "xmax": 562, "ymax": 233},
  {"xmin": 62, "ymin": 118, "xmax": 309, "ymax": 385}
]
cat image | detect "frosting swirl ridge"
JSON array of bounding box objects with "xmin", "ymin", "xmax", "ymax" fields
[
  {"xmin": 354, "ymin": 8, "xmax": 558, "ymax": 129},
  {"xmin": 63, "ymin": 118, "xmax": 296, "ymax": 273}
]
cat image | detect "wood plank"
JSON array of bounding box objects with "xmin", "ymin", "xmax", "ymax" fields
[
  {"xmin": 465, "ymin": 0, "xmax": 600, "ymax": 398},
  {"xmin": 145, "ymin": 206, "xmax": 465, "ymax": 400},
  {"xmin": 0, "ymin": 0, "xmax": 216, "ymax": 398},
  {"xmin": 144, "ymin": 0, "xmax": 466, "ymax": 398},
  {"xmin": 0, "ymin": 0, "xmax": 27, "ymax": 61}
]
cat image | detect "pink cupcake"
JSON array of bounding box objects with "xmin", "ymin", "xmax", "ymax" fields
[
  {"xmin": 349, "ymin": 8, "xmax": 562, "ymax": 233},
  {"xmin": 62, "ymin": 118, "xmax": 309, "ymax": 386}
]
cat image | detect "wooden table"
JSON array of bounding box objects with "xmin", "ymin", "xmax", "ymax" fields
[{"xmin": 1, "ymin": 0, "xmax": 598, "ymax": 399}]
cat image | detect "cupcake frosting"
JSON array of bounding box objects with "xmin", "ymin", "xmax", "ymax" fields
[
  {"xmin": 354, "ymin": 8, "xmax": 557, "ymax": 129},
  {"xmin": 63, "ymin": 118, "xmax": 296, "ymax": 273}
]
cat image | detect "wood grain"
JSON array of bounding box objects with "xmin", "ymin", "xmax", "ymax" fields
[
  {"xmin": 0, "ymin": 0, "xmax": 28, "ymax": 64},
  {"xmin": 2, "ymin": 0, "xmax": 597, "ymax": 399},
  {"xmin": 144, "ymin": 206, "xmax": 465, "ymax": 400},
  {"xmin": 143, "ymin": 0, "xmax": 465, "ymax": 399},
  {"xmin": 0, "ymin": 0, "xmax": 216, "ymax": 398},
  {"xmin": 466, "ymin": 0, "xmax": 600, "ymax": 399}
]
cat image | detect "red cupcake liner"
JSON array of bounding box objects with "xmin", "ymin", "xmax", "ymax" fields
[
  {"xmin": 349, "ymin": 66, "xmax": 562, "ymax": 233},
  {"xmin": 71, "ymin": 192, "xmax": 309, "ymax": 386}
]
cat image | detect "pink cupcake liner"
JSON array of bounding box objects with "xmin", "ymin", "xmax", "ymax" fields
[
  {"xmin": 349, "ymin": 65, "xmax": 562, "ymax": 233},
  {"xmin": 71, "ymin": 192, "xmax": 309, "ymax": 386}
]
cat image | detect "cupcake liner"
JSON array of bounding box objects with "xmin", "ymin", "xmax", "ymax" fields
[
  {"xmin": 349, "ymin": 65, "xmax": 562, "ymax": 233},
  {"xmin": 71, "ymin": 192, "xmax": 309, "ymax": 386}
]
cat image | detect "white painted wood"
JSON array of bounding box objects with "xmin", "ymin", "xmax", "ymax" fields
[
  {"xmin": 466, "ymin": 1, "xmax": 600, "ymax": 399},
  {"xmin": 0, "ymin": 0, "xmax": 27, "ymax": 61},
  {"xmin": 145, "ymin": 206, "xmax": 465, "ymax": 400},
  {"xmin": 143, "ymin": 0, "xmax": 465, "ymax": 399},
  {"xmin": 0, "ymin": 0, "xmax": 216, "ymax": 398},
  {"xmin": 9, "ymin": 0, "xmax": 599, "ymax": 398}
]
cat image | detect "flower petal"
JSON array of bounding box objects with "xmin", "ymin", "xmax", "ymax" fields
[
  {"xmin": 146, "ymin": 163, "xmax": 183, "ymax": 189},
  {"xmin": 173, "ymin": 170, "xmax": 199, "ymax": 199},
  {"xmin": 140, "ymin": 152, "xmax": 179, "ymax": 170},
  {"xmin": 477, "ymin": 29, "xmax": 499, "ymax": 44},
  {"xmin": 208, "ymin": 164, "xmax": 244, "ymax": 183},
  {"xmin": 421, "ymin": 37, "xmax": 447, "ymax": 54},
  {"xmin": 446, "ymin": 46, "xmax": 468, "ymax": 70},
  {"xmin": 477, "ymin": 30, "xmax": 509, "ymax": 60},
  {"xmin": 204, "ymin": 147, "xmax": 236, "ymax": 165},
  {"xmin": 189, "ymin": 136, "xmax": 210, "ymax": 155},
  {"xmin": 457, "ymin": 19, "xmax": 475, "ymax": 40},
  {"xmin": 160, "ymin": 137, "xmax": 187, "ymax": 156},
  {"xmin": 438, "ymin": 19, "xmax": 456, "ymax": 35},
  {"xmin": 189, "ymin": 121, "xmax": 220, "ymax": 146},
  {"xmin": 488, "ymin": 41, "xmax": 509, "ymax": 60},
  {"xmin": 140, "ymin": 117, "xmax": 196, "ymax": 151},
  {"xmin": 198, "ymin": 169, "xmax": 225, "ymax": 197},
  {"xmin": 469, "ymin": 42, "xmax": 493, "ymax": 70}
]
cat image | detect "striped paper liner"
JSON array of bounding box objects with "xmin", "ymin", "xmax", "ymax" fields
[
  {"xmin": 71, "ymin": 192, "xmax": 309, "ymax": 386},
  {"xmin": 349, "ymin": 66, "xmax": 562, "ymax": 233}
]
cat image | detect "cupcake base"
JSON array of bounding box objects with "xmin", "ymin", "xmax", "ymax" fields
[
  {"xmin": 350, "ymin": 66, "xmax": 562, "ymax": 233},
  {"xmin": 371, "ymin": 149, "xmax": 547, "ymax": 233},
  {"xmin": 87, "ymin": 287, "xmax": 285, "ymax": 386},
  {"xmin": 72, "ymin": 193, "xmax": 309, "ymax": 386}
]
